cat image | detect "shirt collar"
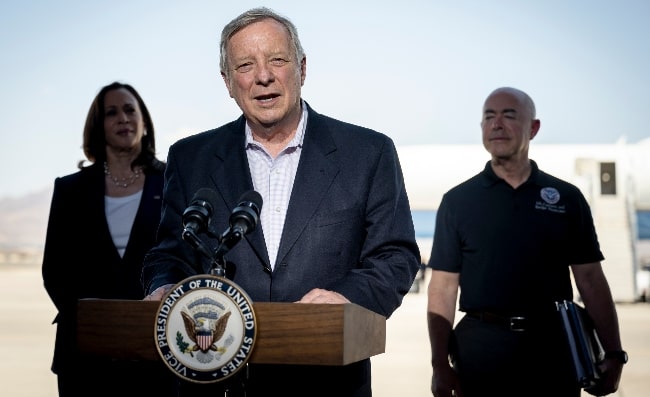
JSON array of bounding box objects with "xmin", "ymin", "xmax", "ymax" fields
[
  {"xmin": 245, "ymin": 100, "xmax": 308, "ymax": 150},
  {"xmin": 481, "ymin": 159, "xmax": 540, "ymax": 188}
]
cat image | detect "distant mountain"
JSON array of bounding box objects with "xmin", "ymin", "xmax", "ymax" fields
[{"xmin": 0, "ymin": 186, "xmax": 52, "ymax": 250}]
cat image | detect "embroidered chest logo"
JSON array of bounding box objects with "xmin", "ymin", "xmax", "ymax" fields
[{"xmin": 535, "ymin": 187, "xmax": 566, "ymax": 213}]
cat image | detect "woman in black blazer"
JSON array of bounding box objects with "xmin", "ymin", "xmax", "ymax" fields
[{"xmin": 42, "ymin": 82, "xmax": 176, "ymax": 396}]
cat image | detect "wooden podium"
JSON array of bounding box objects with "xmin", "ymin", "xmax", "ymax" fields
[{"xmin": 77, "ymin": 299, "xmax": 386, "ymax": 366}]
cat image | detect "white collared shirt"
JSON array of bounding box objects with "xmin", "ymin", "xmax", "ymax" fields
[{"xmin": 245, "ymin": 103, "xmax": 307, "ymax": 270}]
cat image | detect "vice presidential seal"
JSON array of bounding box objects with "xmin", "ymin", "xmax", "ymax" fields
[{"xmin": 154, "ymin": 275, "xmax": 257, "ymax": 383}]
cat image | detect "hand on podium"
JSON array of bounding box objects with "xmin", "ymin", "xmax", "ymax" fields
[
  {"xmin": 297, "ymin": 288, "xmax": 350, "ymax": 304},
  {"xmin": 143, "ymin": 284, "xmax": 175, "ymax": 301}
]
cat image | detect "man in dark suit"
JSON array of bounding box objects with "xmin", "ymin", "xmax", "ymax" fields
[{"xmin": 141, "ymin": 6, "xmax": 420, "ymax": 397}]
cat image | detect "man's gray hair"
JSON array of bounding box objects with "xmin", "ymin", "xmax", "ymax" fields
[{"xmin": 219, "ymin": 7, "xmax": 305, "ymax": 80}]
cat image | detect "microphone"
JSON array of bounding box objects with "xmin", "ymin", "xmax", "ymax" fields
[
  {"xmin": 181, "ymin": 188, "xmax": 219, "ymax": 258},
  {"xmin": 227, "ymin": 190, "xmax": 263, "ymax": 240},
  {"xmin": 214, "ymin": 190, "xmax": 263, "ymax": 261},
  {"xmin": 182, "ymin": 188, "xmax": 219, "ymax": 235}
]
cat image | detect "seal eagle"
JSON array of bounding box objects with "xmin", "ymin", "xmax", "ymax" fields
[{"xmin": 181, "ymin": 310, "xmax": 232, "ymax": 353}]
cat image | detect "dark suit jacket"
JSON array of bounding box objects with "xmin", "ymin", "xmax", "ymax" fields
[
  {"xmin": 141, "ymin": 103, "xmax": 420, "ymax": 396},
  {"xmin": 42, "ymin": 163, "xmax": 165, "ymax": 374}
]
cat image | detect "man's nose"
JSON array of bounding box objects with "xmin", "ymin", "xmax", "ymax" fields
[{"xmin": 255, "ymin": 64, "xmax": 274, "ymax": 85}]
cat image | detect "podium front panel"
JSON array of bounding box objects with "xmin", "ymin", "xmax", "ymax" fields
[{"xmin": 77, "ymin": 299, "xmax": 385, "ymax": 366}]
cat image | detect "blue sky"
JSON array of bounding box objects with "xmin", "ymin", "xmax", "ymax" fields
[{"xmin": 1, "ymin": 0, "xmax": 649, "ymax": 198}]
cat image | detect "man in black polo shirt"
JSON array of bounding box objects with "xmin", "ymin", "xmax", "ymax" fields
[{"xmin": 426, "ymin": 87, "xmax": 626, "ymax": 397}]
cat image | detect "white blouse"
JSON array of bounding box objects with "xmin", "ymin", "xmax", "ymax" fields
[{"xmin": 105, "ymin": 190, "xmax": 143, "ymax": 257}]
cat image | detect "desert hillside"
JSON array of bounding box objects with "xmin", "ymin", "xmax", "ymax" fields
[{"xmin": 0, "ymin": 186, "xmax": 52, "ymax": 252}]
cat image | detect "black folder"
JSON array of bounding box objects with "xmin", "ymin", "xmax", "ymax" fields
[{"xmin": 555, "ymin": 300, "xmax": 604, "ymax": 388}]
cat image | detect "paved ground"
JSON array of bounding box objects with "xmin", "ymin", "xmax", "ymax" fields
[{"xmin": 1, "ymin": 264, "xmax": 647, "ymax": 397}]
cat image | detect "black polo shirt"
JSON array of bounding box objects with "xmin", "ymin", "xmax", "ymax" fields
[{"xmin": 429, "ymin": 160, "xmax": 604, "ymax": 316}]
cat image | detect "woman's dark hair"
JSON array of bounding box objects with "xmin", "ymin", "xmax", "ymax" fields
[{"xmin": 78, "ymin": 81, "xmax": 163, "ymax": 172}]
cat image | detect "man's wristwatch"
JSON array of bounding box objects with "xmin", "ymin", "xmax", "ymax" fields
[{"xmin": 604, "ymin": 350, "xmax": 628, "ymax": 364}]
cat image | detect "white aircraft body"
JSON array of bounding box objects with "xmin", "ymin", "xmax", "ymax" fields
[{"xmin": 397, "ymin": 138, "xmax": 650, "ymax": 302}]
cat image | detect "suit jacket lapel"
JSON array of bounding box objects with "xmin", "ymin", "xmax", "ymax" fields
[
  {"xmin": 276, "ymin": 109, "xmax": 339, "ymax": 264},
  {"xmin": 210, "ymin": 117, "xmax": 270, "ymax": 265}
]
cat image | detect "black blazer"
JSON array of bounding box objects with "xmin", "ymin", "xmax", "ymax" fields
[
  {"xmin": 42, "ymin": 163, "xmax": 164, "ymax": 374},
  {"xmin": 143, "ymin": 103, "xmax": 420, "ymax": 315},
  {"xmin": 142, "ymin": 103, "xmax": 420, "ymax": 395}
]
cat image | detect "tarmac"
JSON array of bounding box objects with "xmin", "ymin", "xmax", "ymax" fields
[{"xmin": 1, "ymin": 263, "xmax": 647, "ymax": 397}]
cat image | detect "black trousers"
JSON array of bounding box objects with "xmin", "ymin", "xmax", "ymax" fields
[
  {"xmin": 451, "ymin": 315, "xmax": 581, "ymax": 397},
  {"xmin": 176, "ymin": 360, "xmax": 372, "ymax": 397},
  {"xmin": 56, "ymin": 359, "xmax": 179, "ymax": 397}
]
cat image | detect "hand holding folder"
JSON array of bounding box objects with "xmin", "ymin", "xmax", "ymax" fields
[{"xmin": 555, "ymin": 300, "xmax": 605, "ymax": 389}]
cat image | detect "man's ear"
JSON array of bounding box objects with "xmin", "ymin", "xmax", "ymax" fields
[
  {"xmin": 530, "ymin": 119, "xmax": 541, "ymax": 140},
  {"xmin": 221, "ymin": 71, "xmax": 234, "ymax": 98},
  {"xmin": 300, "ymin": 56, "xmax": 307, "ymax": 86}
]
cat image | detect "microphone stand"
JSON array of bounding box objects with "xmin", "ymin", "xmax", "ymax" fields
[
  {"xmin": 210, "ymin": 257, "xmax": 226, "ymax": 277},
  {"xmin": 211, "ymin": 228, "xmax": 245, "ymax": 277},
  {"xmin": 183, "ymin": 210, "xmax": 257, "ymax": 279},
  {"xmin": 182, "ymin": 227, "xmax": 228, "ymax": 278}
]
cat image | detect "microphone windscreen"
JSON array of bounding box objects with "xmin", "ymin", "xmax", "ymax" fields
[
  {"xmin": 237, "ymin": 190, "xmax": 263, "ymax": 213},
  {"xmin": 192, "ymin": 188, "xmax": 220, "ymax": 207}
]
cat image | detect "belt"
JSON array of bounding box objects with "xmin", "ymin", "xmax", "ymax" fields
[{"xmin": 465, "ymin": 311, "xmax": 528, "ymax": 332}]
